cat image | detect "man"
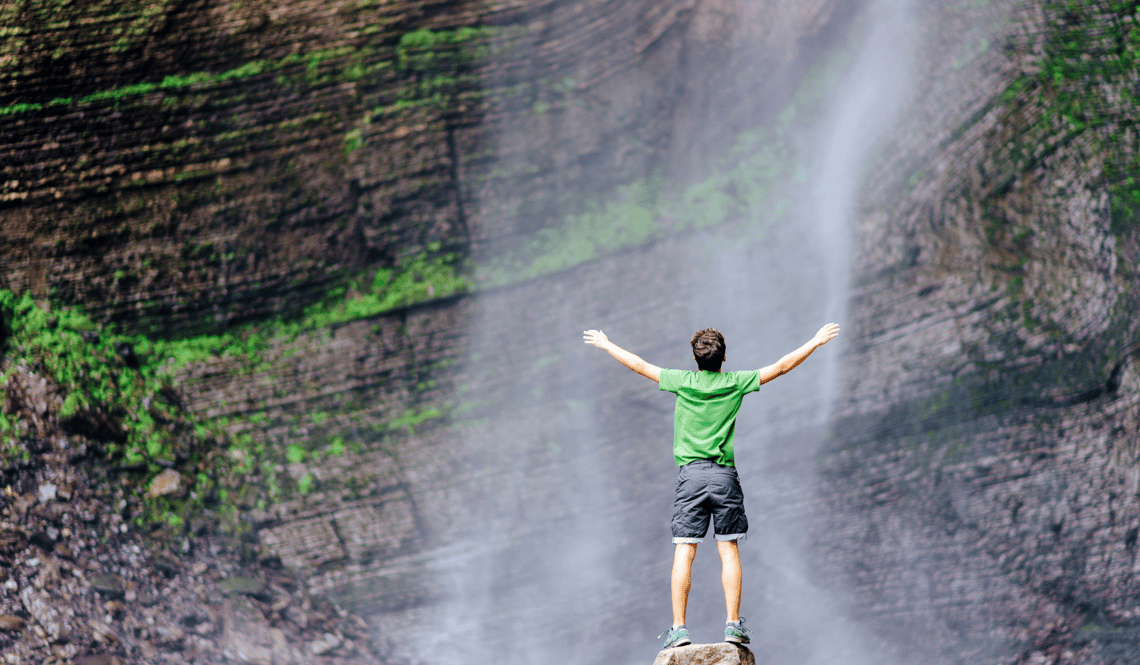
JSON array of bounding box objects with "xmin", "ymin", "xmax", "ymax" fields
[{"xmin": 583, "ymin": 322, "xmax": 840, "ymax": 648}]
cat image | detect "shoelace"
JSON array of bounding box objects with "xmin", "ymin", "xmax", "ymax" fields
[{"xmin": 727, "ymin": 617, "xmax": 750, "ymax": 634}]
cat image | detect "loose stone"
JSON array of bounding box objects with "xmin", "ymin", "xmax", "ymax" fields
[
  {"xmin": 145, "ymin": 470, "xmax": 187, "ymax": 499},
  {"xmin": 88, "ymin": 573, "xmax": 125, "ymax": 599},
  {"xmin": 309, "ymin": 632, "xmax": 341, "ymax": 656},
  {"xmin": 91, "ymin": 621, "xmax": 119, "ymax": 645},
  {"xmin": 0, "ymin": 615, "xmax": 26, "ymax": 631},
  {"xmin": 37, "ymin": 484, "xmax": 57, "ymax": 503}
]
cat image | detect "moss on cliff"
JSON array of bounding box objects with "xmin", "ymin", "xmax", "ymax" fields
[
  {"xmin": 0, "ymin": 290, "xmax": 237, "ymax": 538},
  {"xmin": 1007, "ymin": 0, "xmax": 1140, "ymax": 239}
]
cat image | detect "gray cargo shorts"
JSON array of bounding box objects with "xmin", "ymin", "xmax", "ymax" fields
[{"xmin": 671, "ymin": 460, "xmax": 748, "ymax": 544}]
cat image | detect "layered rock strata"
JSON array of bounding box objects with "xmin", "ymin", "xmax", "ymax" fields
[{"xmin": 817, "ymin": 1, "xmax": 1140, "ymax": 663}]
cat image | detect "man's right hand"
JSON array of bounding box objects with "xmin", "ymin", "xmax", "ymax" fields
[
  {"xmin": 583, "ymin": 329, "xmax": 610, "ymax": 349},
  {"xmin": 814, "ymin": 323, "xmax": 840, "ymax": 346}
]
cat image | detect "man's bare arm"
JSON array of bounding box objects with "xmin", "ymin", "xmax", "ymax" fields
[
  {"xmin": 583, "ymin": 330, "xmax": 662, "ymax": 383},
  {"xmin": 757, "ymin": 323, "xmax": 840, "ymax": 385}
]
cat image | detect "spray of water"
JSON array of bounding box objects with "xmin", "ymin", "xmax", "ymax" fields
[{"xmin": 378, "ymin": 1, "xmax": 919, "ymax": 663}]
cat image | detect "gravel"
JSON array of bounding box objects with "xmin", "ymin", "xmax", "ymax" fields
[{"xmin": 0, "ymin": 428, "xmax": 387, "ymax": 665}]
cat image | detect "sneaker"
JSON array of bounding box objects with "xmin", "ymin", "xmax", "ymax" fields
[
  {"xmin": 724, "ymin": 617, "xmax": 751, "ymax": 644},
  {"xmin": 658, "ymin": 625, "xmax": 691, "ymax": 649}
]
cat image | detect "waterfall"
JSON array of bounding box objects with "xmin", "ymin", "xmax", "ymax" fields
[{"xmin": 378, "ymin": 1, "xmax": 920, "ymax": 663}]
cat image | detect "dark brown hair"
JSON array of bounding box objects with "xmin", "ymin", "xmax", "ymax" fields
[{"xmin": 690, "ymin": 328, "xmax": 725, "ymax": 372}]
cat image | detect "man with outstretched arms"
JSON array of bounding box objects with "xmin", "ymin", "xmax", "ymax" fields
[{"xmin": 583, "ymin": 323, "xmax": 840, "ymax": 649}]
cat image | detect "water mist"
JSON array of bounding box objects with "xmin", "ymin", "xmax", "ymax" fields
[{"xmin": 379, "ymin": 1, "xmax": 919, "ymax": 664}]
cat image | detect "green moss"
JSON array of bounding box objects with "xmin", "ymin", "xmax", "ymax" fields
[
  {"xmin": 477, "ymin": 127, "xmax": 790, "ymax": 285},
  {"xmin": 0, "ymin": 290, "xmax": 243, "ymax": 537},
  {"xmin": 997, "ymin": 2, "xmax": 1140, "ymax": 239},
  {"xmin": 78, "ymin": 81, "xmax": 157, "ymax": 104},
  {"xmin": 285, "ymin": 443, "xmax": 306, "ymax": 464},
  {"xmin": 343, "ymin": 128, "xmax": 364, "ymax": 158},
  {"xmin": 1108, "ymin": 174, "xmax": 1140, "ymax": 235},
  {"xmin": 0, "ymin": 102, "xmax": 42, "ymax": 115},
  {"xmin": 385, "ymin": 406, "xmax": 444, "ymax": 434}
]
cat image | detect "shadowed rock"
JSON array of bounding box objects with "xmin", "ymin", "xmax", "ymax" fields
[{"xmin": 652, "ymin": 643, "xmax": 756, "ymax": 665}]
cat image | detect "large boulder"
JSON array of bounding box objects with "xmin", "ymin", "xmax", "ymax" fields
[{"xmin": 652, "ymin": 643, "xmax": 756, "ymax": 665}]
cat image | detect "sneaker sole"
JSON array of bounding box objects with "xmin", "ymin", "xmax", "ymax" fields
[
  {"xmin": 666, "ymin": 639, "xmax": 691, "ymax": 649},
  {"xmin": 725, "ymin": 636, "xmax": 749, "ymax": 645}
]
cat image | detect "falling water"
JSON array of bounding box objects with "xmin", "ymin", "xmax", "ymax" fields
[{"xmin": 379, "ymin": 1, "xmax": 919, "ymax": 663}]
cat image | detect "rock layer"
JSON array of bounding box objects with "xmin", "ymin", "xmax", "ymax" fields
[{"xmin": 0, "ymin": 0, "xmax": 845, "ymax": 337}]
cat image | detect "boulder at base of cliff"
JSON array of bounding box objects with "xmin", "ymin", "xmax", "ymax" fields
[{"xmin": 652, "ymin": 643, "xmax": 756, "ymax": 665}]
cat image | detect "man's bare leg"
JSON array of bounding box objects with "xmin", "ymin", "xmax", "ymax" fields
[
  {"xmin": 671, "ymin": 543, "xmax": 698, "ymax": 627},
  {"xmin": 717, "ymin": 540, "xmax": 741, "ymax": 622}
]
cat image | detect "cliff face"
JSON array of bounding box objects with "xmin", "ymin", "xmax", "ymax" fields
[
  {"xmin": 1, "ymin": 0, "xmax": 856, "ymax": 663},
  {"xmin": 0, "ymin": 0, "xmax": 689, "ymax": 334},
  {"xmin": 819, "ymin": 0, "xmax": 1140, "ymax": 662},
  {"xmin": 0, "ymin": 0, "xmax": 840, "ymax": 336},
  {"xmin": 4, "ymin": 0, "xmax": 1140, "ymax": 664}
]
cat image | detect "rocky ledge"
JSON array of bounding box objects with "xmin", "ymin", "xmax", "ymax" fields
[{"xmin": 652, "ymin": 643, "xmax": 756, "ymax": 665}]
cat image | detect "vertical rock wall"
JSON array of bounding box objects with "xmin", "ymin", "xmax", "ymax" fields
[
  {"xmin": 818, "ymin": 1, "xmax": 1140, "ymax": 662},
  {"xmin": 0, "ymin": 0, "xmax": 728, "ymax": 336}
]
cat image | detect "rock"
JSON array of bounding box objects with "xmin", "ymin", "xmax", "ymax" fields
[
  {"xmin": 150, "ymin": 549, "xmax": 181, "ymax": 576},
  {"xmin": 53, "ymin": 542, "xmax": 73, "ymax": 559},
  {"xmin": 268, "ymin": 627, "xmax": 293, "ymax": 664},
  {"xmin": 74, "ymin": 655, "xmax": 117, "ymax": 665},
  {"xmin": 223, "ymin": 596, "xmax": 276, "ymax": 665},
  {"xmin": 0, "ymin": 528, "xmax": 25, "ymax": 554},
  {"xmin": 137, "ymin": 639, "xmax": 159, "ymax": 660},
  {"xmin": 11, "ymin": 493, "xmax": 36, "ymax": 517},
  {"xmin": 652, "ymin": 643, "xmax": 756, "ymax": 665},
  {"xmin": 0, "ymin": 615, "xmax": 25, "ymax": 631},
  {"xmin": 226, "ymin": 635, "xmax": 273, "ymax": 665},
  {"xmin": 19, "ymin": 586, "xmax": 68, "ymax": 642},
  {"xmin": 145, "ymin": 469, "xmax": 188, "ymax": 499},
  {"xmin": 36, "ymin": 557, "xmax": 61, "ymax": 587},
  {"xmin": 31, "ymin": 502, "xmax": 61, "ymax": 521},
  {"xmin": 52, "ymin": 643, "xmax": 80, "ymax": 660},
  {"xmin": 91, "ymin": 621, "xmax": 119, "ymax": 645},
  {"xmin": 309, "ymin": 632, "xmax": 341, "ymax": 656},
  {"xmin": 285, "ymin": 605, "xmax": 307, "ymax": 629},
  {"xmin": 37, "ymin": 483, "xmax": 57, "ymax": 503},
  {"xmin": 154, "ymin": 624, "xmax": 185, "ymax": 645},
  {"xmin": 88, "ymin": 573, "xmax": 125, "ymax": 599}
]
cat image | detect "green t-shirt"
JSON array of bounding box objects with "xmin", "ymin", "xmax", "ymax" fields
[{"xmin": 659, "ymin": 368, "xmax": 763, "ymax": 466}]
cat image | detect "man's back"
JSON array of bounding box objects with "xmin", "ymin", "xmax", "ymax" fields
[{"xmin": 658, "ymin": 369, "xmax": 764, "ymax": 467}]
